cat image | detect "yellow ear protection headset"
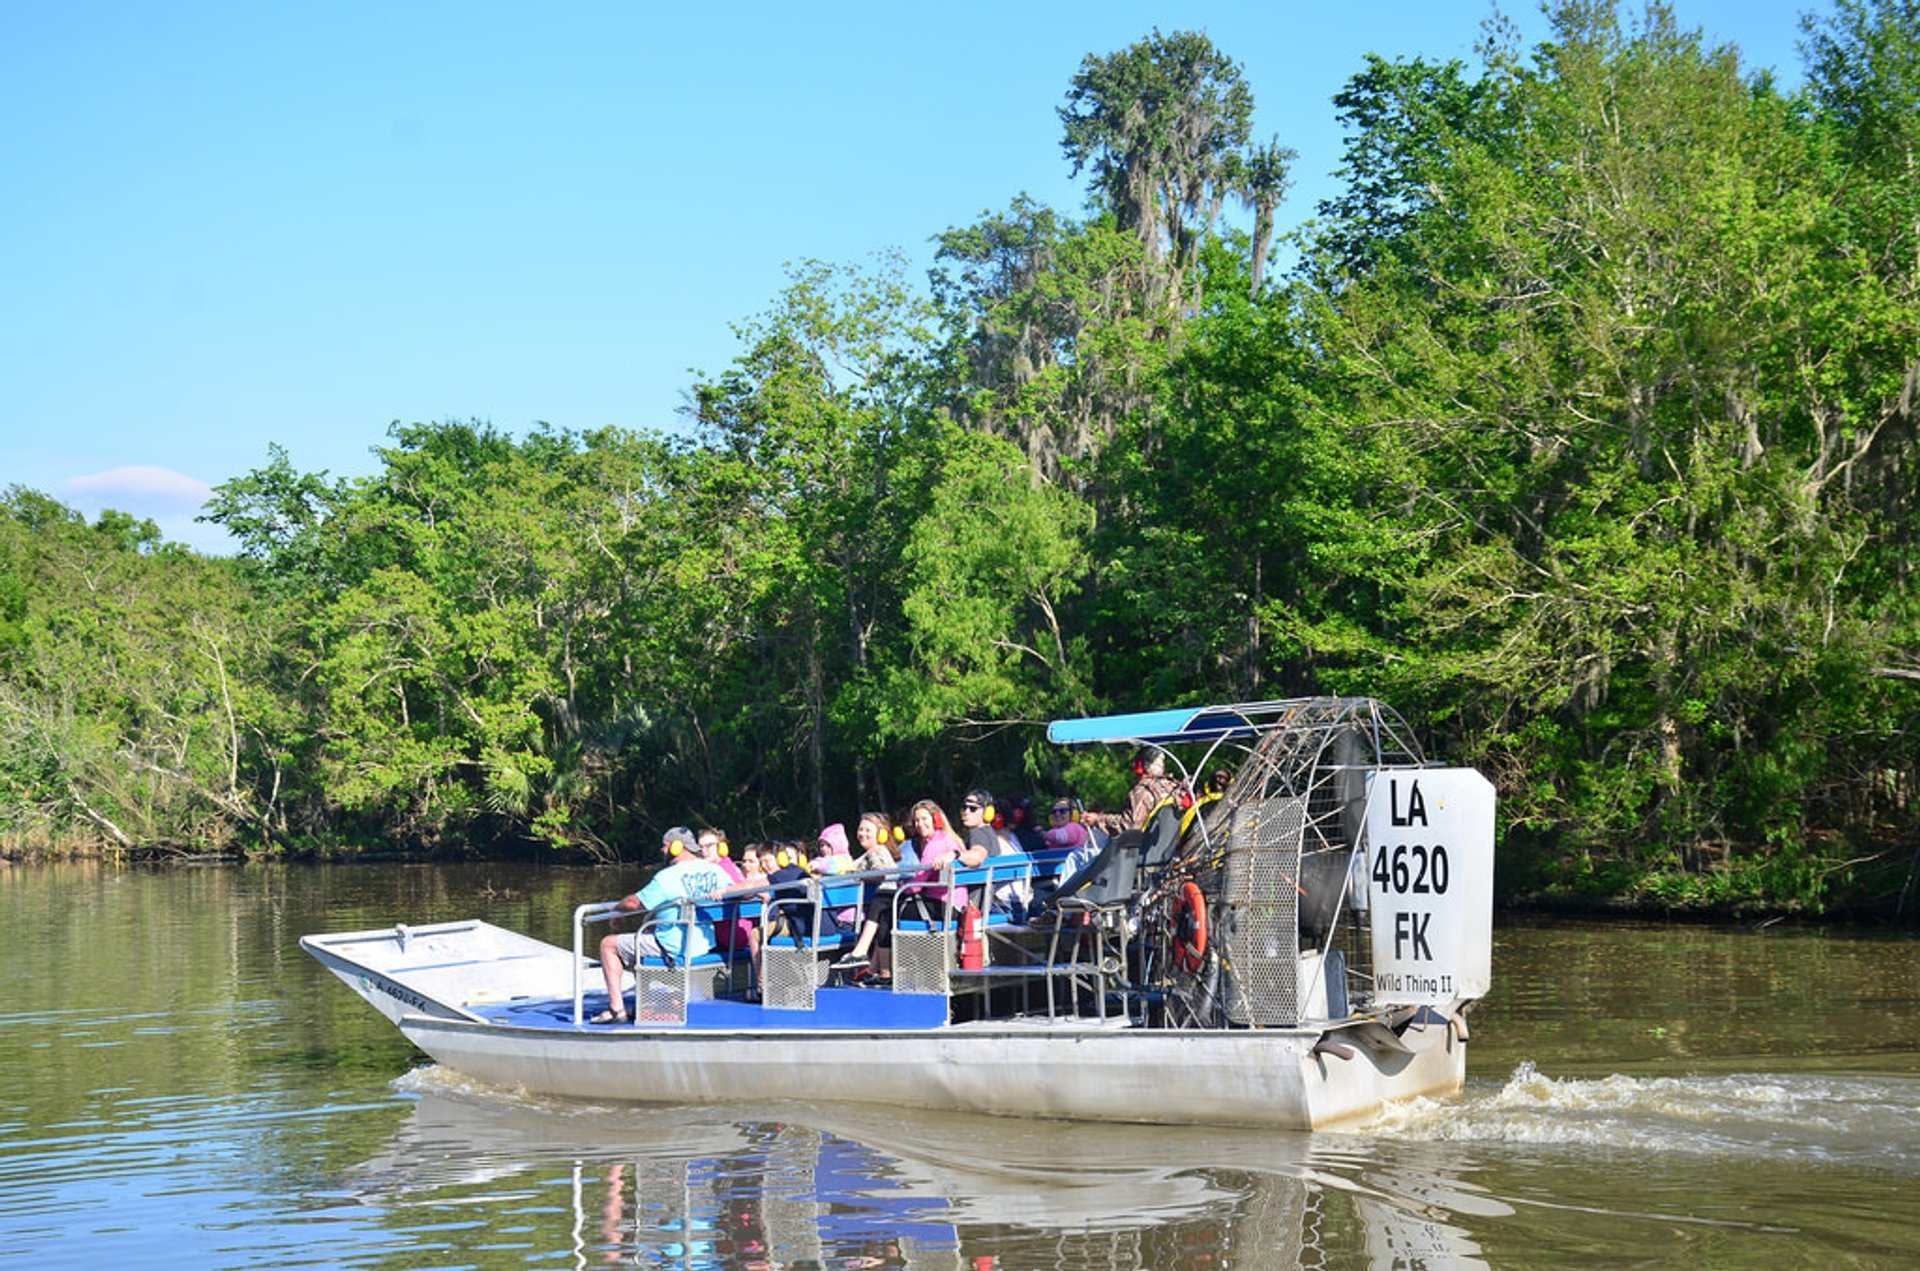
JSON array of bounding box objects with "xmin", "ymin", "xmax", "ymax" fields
[
  {"xmin": 666, "ymin": 837, "xmax": 686, "ymax": 858},
  {"xmin": 775, "ymin": 848, "xmax": 793, "ymax": 867}
]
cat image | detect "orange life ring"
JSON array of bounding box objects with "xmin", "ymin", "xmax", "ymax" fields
[{"xmin": 1173, "ymin": 881, "xmax": 1209, "ymax": 973}]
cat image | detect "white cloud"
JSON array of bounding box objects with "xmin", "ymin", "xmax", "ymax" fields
[{"xmin": 64, "ymin": 465, "xmax": 215, "ymax": 510}]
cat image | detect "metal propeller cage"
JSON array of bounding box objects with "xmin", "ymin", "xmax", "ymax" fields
[{"xmin": 1153, "ymin": 698, "xmax": 1427, "ymax": 1028}]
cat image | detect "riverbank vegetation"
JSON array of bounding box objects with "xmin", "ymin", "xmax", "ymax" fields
[{"xmin": 5, "ymin": 2, "xmax": 1918, "ymax": 918}]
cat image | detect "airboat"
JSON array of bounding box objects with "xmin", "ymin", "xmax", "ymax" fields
[{"xmin": 303, "ymin": 696, "xmax": 1495, "ymax": 1129}]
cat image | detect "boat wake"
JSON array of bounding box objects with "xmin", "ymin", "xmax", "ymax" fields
[
  {"xmin": 364, "ymin": 1063, "xmax": 1920, "ymax": 1265},
  {"xmin": 1362, "ymin": 1061, "xmax": 1920, "ymax": 1175}
]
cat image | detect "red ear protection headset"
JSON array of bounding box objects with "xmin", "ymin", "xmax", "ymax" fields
[{"xmin": 1132, "ymin": 745, "xmax": 1165, "ymax": 778}]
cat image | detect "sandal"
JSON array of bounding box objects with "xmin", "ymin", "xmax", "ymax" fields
[{"xmin": 589, "ymin": 1008, "xmax": 628, "ymax": 1025}]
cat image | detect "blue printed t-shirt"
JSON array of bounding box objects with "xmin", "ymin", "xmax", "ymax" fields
[{"xmin": 635, "ymin": 857, "xmax": 727, "ymax": 961}]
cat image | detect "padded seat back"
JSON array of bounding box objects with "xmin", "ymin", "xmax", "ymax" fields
[
  {"xmin": 1141, "ymin": 801, "xmax": 1184, "ymax": 870},
  {"xmin": 1057, "ymin": 828, "xmax": 1145, "ymax": 908}
]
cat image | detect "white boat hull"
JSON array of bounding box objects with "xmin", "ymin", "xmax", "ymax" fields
[{"xmin": 392, "ymin": 1012, "xmax": 1463, "ymax": 1130}]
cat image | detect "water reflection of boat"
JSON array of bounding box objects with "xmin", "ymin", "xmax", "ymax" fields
[
  {"xmin": 307, "ymin": 698, "xmax": 1497, "ymax": 1130},
  {"xmin": 347, "ymin": 1076, "xmax": 1497, "ymax": 1268}
]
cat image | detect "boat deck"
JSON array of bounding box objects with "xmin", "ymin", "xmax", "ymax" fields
[{"xmin": 465, "ymin": 984, "xmax": 955, "ymax": 1032}]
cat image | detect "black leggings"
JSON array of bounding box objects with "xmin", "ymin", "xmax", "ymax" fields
[{"xmin": 865, "ymin": 889, "xmax": 952, "ymax": 950}]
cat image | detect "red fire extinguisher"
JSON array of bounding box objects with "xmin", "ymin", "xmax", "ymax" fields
[{"xmin": 960, "ymin": 903, "xmax": 985, "ymax": 970}]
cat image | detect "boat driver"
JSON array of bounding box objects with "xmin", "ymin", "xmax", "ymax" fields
[
  {"xmin": 593, "ymin": 825, "xmax": 728, "ymax": 1024},
  {"xmin": 1087, "ymin": 745, "xmax": 1184, "ymax": 834}
]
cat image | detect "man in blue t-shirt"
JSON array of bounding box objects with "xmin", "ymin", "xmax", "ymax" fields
[{"xmin": 593, "ymin": 825, "xmax": 729, "ymax": 1023}]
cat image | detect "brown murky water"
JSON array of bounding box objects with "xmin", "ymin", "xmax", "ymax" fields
[{"xmin": 2, "ymin": 861, "xmax": 1915, "ymax": 1267}]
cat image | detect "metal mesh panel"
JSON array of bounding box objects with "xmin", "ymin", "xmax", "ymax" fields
[
  {"xmin": 892, "ymin": 929, "xmax": 951, "ymax": 995},
  {"xmin": 693, "ymin": 965, "xmax": 731, "ymax": 1001},
  {"xmin": 763, "ymin": 945, "xmax": 817, "ymax": 1010},
  {"xmin": 636, "ymin": 965, "xmax": 687, "ymax": 1024},
  {"xmin": 1221, "ymin": 796, "xmax": 1305, "ymax": 1026}
]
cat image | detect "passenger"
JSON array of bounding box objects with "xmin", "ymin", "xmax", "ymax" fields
[
  {"xmin": 742, "ymin": 846, "xmax": 779, "ymax": 935},
  {"xmin": 853, "ymin": 812, "xmax": 897, "ymax": 873},
  {"xmin": 957, "ymin": 789, "xmax": 999, "ymax": 866},
  {"xmin": 1026, "ymin": 799, "xmax": 1104, "ymax": 922},
  {"xmin": 716, "ymin": 839, "xmax": 780, "ymax": 994},
  {"xmin": 1087, "ymin": 745, "xmax": 1184, "ymax": 834},
  {"xmin": 812, "ymin": 822, "xmax": 856, "ymax": 873},
  {"xmin": 905, "ymin": 798, "xmax": 969, "ymax": 914},
  {"xmin": 833, "ymin": 813, "xmax": 899, "ymax": 979},
  {"xmin": 1004, "ymin": 796, "xmax": 1046, "ymax": 853},
  {"xmin": 812, "ymin": 823, "xmax": 860, "ymax": 933},
  {"xmin": 700, "ymin": 827, "xmax": 746, "ymax": 885},
  {"xmin": 740, "ymin": 846, "xmax": 768, "ymax": 883},
  {"xmin": 595, "ymin": 826, "xmax": 727, "ymax": 1024},
  {"xmin": 766, "ymin": 840, "xmax": 815, "ymax": 939},
  {"xmin": 699, "ymin": 828, "xmax": 759, "ymax": 978},
  {"xmin": 960, "ymin": 788, "xmax": 1028, "ymax": 919},
  {"xmin": 892, "ymin": 815, "xmax": 918, "ymax": 867},
  {"xmin": 991, "ymin": 796, "xmax": 1023, "ymax": 855},
  {"xmin": 833, "ymin": 800, "xmax": 964, "ymax": 975},
  {"xmin": 1045, "ymin": 806, "xmax": 1102, "ymax": 872}
]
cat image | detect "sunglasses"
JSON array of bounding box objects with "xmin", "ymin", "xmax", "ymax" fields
[
  {"xmin": 1050, "ymin": 807, "xmax": 1073, "ymax": 817},
  {"xmin": 962, "ymin": 802, "xmax": 984, "ymax": 812}
]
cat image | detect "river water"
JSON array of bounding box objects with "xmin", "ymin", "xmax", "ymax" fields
[{"xmin": 1, "ymin": 859, "xmax": 1915, "ymax": 1268}]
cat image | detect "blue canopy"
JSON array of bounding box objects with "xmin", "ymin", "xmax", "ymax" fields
[{"xmin": 1046, "ymin": 703, "xmax": 1274, "ymax": 747}]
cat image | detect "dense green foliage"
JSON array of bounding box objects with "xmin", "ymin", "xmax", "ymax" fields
[{"xmin": 6, "ymin": 2, "xmax": 1918, "ymax": 913}]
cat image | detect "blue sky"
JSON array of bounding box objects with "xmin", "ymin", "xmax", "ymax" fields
[{"xmin": 2, "ymin": 1, "xmax": 1809, "ymax": 553}]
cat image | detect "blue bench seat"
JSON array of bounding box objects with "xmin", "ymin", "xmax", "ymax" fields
[{"xmin": 638, "ymin": 945, "xmax": 753, "ymax": 969}]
